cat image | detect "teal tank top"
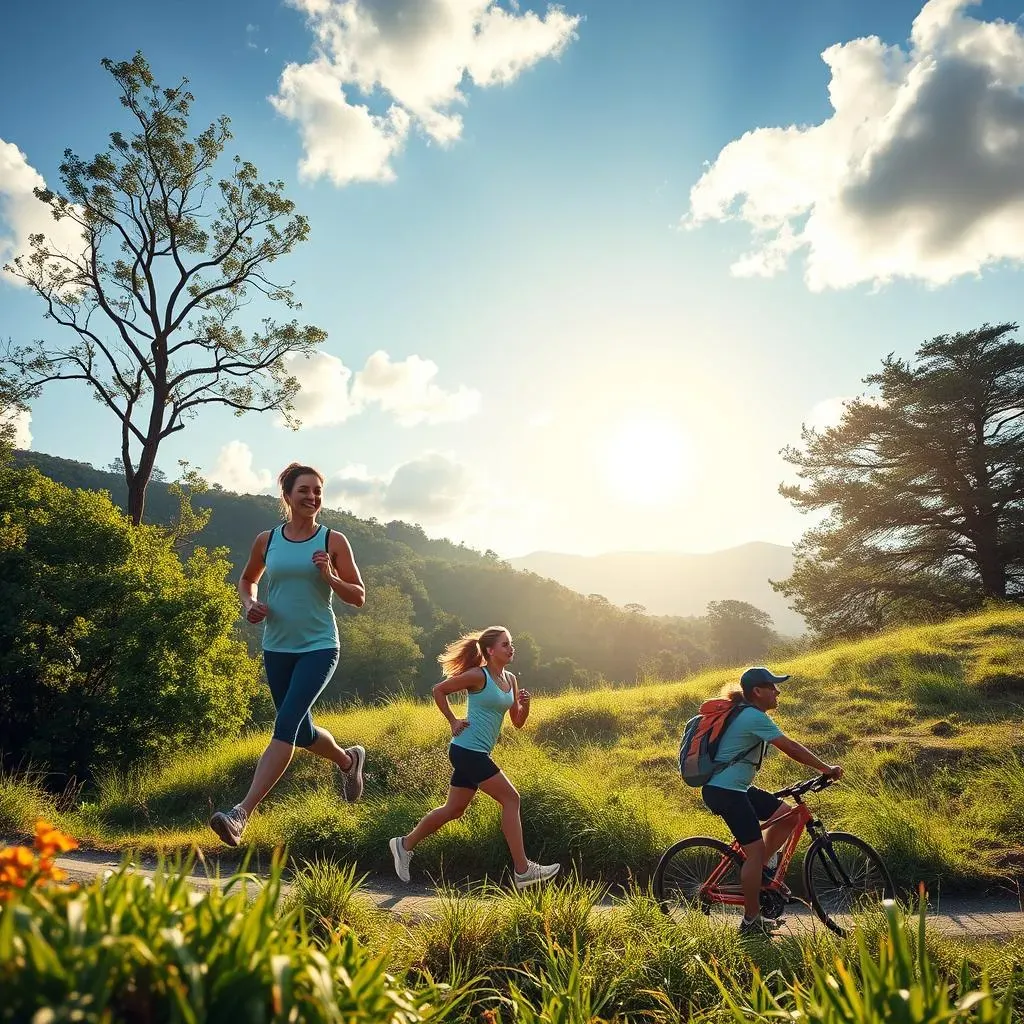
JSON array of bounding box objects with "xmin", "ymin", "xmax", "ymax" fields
[
  {"xmin": 451, "ymin": 667, "xmax": 515, "ymax": 755},
  {"xmin": 261, "ymin": 524, "xmax": 339, "ymax": 654}
]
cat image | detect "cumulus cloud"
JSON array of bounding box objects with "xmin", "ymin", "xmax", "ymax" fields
[
  {"xmin": 271, "ymin": 0, "xmax": 580, "ymax": 185},
  {"xmin": 329, "ymin": 451, "xmax": 474, "ymax": 518},
  {"xmin": 206, "ymin": 440, "xmax": 277, "ymax": 494},
  {"xmin": 687, "ymin": 0, "xmax": 1024, "ymax": 290},
  {"xmin": 0, "ymin": 406, "xmax": 31, "ymax": 449},
  {"xmin": 282, "ymin": 348, "xmax": 480, "ymax": 428},
  {"xmin": 351, "ymin": 350, "xmax": 481, "ymax": 426},
  {"xmin": 0, "ymin": 139, "xmax": 86, "ymax": 285}
]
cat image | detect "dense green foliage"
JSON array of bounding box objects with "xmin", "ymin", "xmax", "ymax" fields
[
  {"xmin": 0, "ymin": 852, "xmax": 1020, "ymax": 1022},
  {"xmin": 0, "ymin": 457, "xmax": 260, "ymax": 781},
  {"xmin": 779, "ymin": 323, "xmax": 1024, "ymax": 639}
]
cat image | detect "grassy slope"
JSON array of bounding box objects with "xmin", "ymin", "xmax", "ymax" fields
[{"xmin": 4, "ymin": 607, "xmax": 1023, "ymax": 895}]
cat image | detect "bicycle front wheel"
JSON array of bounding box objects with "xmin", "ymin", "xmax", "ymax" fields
[
  {"xmin": 804, "ymin": 831, "xmax": 894, "ymax": 936},
  {"xmin": 653, "ymin": 837, "xmax": 745, "ymax": 921}
]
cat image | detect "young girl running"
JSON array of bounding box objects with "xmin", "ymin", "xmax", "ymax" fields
[
  {"xmin": 209, "ymin": 463, "xmax": 368, "ymax": 847},
  {"xmin": 389, "ymin": 626, "xmax": 560, "ymax": 889}
]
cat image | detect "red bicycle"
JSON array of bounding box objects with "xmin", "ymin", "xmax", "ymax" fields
[{"xmin": 653, "ymin": 774, "xmax": 894, "ymax": 936}]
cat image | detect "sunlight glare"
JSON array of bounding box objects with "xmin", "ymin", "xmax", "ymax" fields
[{"xmin": 599, "ymin": 417, "xmax": 695, "ymax": 505}]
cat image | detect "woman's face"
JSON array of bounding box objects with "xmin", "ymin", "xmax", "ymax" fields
[
  {"xmin": 286, "ymin": 473, "xmax": 323, "ymax": 516},
  {"xmin": 487, "ymin": 631, "xmax": 515, "ymax": 665}
]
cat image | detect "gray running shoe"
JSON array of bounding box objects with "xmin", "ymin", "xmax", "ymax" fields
[
  {"xmin": 513, "ymin": 860, "xmax": 560, "ymax": 890},
  {"xmin": 389, "ymin": 836, "xmax": 413, "ymax": 883},
  {"xmin": 342, "ymin": 745, "xmax": 366, "ymax": 802},
  {"xmin": 209, "ymin": 805, "xmax": 248, "ymax": 847}
]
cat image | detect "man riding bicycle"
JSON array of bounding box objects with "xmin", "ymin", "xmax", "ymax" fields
[{"xmin": 702, "ymin": 666, "xmax": 842, "ymax": 937}]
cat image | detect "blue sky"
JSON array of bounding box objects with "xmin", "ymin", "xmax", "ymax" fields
[{"xmin": 3, "ymin": 0, "xmax": 1024, "ymax": 556}]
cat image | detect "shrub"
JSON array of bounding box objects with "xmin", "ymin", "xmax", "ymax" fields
[{"xmin": 0, "ymin": 464, "xmax": 261, "ymax": 782}]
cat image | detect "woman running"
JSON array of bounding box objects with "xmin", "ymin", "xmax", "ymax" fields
[
  {"xmin": 389, "ymin": 626, "xmax": 560, "ymax": 889},
  {"xmin": 209, "ymin": 462, "xmax": 367, "ymax": 847}
]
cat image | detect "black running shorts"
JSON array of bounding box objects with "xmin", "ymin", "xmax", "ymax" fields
[
  {"xmin": 449, "ymin": 743, "xmax": 501, "ymax": 790},
  {"xmin": 701, "ymin": 784, "xmax": 783, "ymax": 846}
]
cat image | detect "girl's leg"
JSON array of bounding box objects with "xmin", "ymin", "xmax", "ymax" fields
[
  {"xmin": 239, "ymin": 739, "xmax": 296, "ymax": 815},
  {"xmin": 403, "ymin": 786, "xmax": 476, "ymax": 850},
  {"xmin": 478, "ymin": 772, "xmax": 528, "ymax": 874}
]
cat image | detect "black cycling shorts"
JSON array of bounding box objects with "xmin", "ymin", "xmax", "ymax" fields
[
  {"xmin": 701, "ymin": 784, "xmax": 783, "ymax": 846},
  {"xmin": 449, "ymin": 743, "xmax": 501, "ymax": 790}
]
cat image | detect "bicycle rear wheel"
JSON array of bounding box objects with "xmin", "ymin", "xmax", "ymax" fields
[
  {"xmin": 804, "ymin": 831, "xmax": 894, "ymax": 936},
  {"xmin": 653, "ymin": 837, "xmax": 745, "ymax": 921}
]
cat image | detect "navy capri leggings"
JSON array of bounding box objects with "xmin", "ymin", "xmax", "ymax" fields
[{"xmin": 263, "ymin": 648, "xmax": 339, "ymax": 747}]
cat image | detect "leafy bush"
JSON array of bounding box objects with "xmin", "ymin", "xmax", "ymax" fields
[{"xmin": 0, "ymin": 463, "xmax": 261, "ymax": 781}]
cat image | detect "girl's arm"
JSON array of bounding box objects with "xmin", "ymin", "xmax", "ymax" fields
[
  {"xmin": 432, "ymin": 669, "xmax": 485, "ymax": 737},
  {"xmin": 509, "ymin": 674, "xmax": 531, "ymax": 729}
]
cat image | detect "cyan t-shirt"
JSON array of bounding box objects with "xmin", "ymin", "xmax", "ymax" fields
[{"xmin": 709, "ymin": 707, "xmax": 784, "ymax": 792}]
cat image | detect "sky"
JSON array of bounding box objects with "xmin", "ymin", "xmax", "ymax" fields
[{"xmin": 3, "ymin": 0, "xmax": 1024, "ymax": 558}]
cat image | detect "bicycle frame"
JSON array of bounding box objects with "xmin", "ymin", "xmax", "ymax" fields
[{"xmin": 700, "ymin": 790, "xmax": 828, "ymax": 906}]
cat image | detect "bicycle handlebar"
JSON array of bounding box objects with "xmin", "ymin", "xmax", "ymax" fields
[{"xmin": 772, "ymin": 773, "xmax": 837, "ymax": 800}]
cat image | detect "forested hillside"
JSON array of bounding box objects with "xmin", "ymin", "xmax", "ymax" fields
[{"xmin": 15, "ymin": 452, "xmax": 722, "ymax": 694}]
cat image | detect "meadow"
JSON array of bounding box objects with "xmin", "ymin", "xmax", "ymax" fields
[{"xmin": 3, "ymin": 606, "xmax": 1022, "ymax": 900}]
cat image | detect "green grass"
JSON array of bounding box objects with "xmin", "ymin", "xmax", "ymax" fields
[
  {"xmin": 3, "ymin": 855, "xmax": 1020, "ymax": 1022},
  {"xmin": 7, "ymin": 606, "xmax": 1024, "ymax": 896}
]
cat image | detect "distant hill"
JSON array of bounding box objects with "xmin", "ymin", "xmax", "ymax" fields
[{"xmin": 508, "ymin": 543, "xmax": 803, "ymax": 635}]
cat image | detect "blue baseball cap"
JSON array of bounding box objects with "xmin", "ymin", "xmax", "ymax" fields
[{"xmin": 740, "ymin": 666, "xmax": 790, "ymax": 691}]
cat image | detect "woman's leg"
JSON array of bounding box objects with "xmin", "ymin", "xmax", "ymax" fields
[
  {"xmin": 478, "ymin": 772, "xmax": 528, "ymax": 874},
  {"xmin": 403, "ymin": 786, "xmax": 476, "ymax": 850},
  {"xmin": 237, "ymin": 650, "xmax": 308, "ymax": 814}
]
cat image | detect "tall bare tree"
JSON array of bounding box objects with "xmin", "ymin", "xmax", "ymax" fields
[{"xmin": 3, "ymin": 52, "xmax": 326, "ymax": 524}]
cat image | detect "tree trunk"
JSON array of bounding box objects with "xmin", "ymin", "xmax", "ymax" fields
[
  {"xmin": 974, "ymin": 515, "xmax": 1006, "ymax": 598},
  {"xmin": 126, "ymin": 441, "xmax": 159, "ymax": 526}
]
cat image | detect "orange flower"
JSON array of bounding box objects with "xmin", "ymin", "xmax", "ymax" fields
[
  {"xmin": 0, "ymin": 846, "xmax": 35, "ymax": 869},
  {"xmin": 34, "ymin": 820, "xmax": 77, "ymax": 856}
]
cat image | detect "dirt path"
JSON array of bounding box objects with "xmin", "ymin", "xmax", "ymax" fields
[{"xmin": 49, "ymin": 848, "xmax": 1024, "ymax": 940}]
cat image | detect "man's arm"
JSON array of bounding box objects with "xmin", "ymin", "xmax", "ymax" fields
[{"xmin": 770, "ymin": 735, "xmax": 843, "ymax": 778}]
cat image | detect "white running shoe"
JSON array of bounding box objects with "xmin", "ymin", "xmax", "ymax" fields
[
  {"xmin": 513, "ymin": 860, "xmax": 560, "ymax": 890},
  {"xmin": 343, "ymin": 745, "xmax": 366, "ymax": 802},
  {"xmin": 209, "ymin": 805, "xmax": 248, "ymax": 847},
  {"xmin": 389, "ymin": 836, "xmax": 413, "ymax": 883}
]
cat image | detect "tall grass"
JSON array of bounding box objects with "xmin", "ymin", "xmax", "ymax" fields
[
  {"xmin": 1, "ymin": 847, "xmax": 1021, "ymax": 1022},
  {"xmin": 18, "ymin": 606, "xmax": 1024, "ymax": 898}
]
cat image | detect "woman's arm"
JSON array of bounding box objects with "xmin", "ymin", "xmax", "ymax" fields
[
  {"xmin": 313, "ymin": 531, "xmax": 366, "ymax": 608},
  {"xmin": 239, "ymin": 533, "xmax": 270, "ymax": 623}
]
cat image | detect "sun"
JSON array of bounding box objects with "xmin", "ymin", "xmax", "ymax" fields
[{"xmin": 599, "ymin": 417, "xmax": 695, "ymax": 505}]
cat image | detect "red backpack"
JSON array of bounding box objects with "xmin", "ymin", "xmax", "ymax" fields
[{"xmin": 678, "ymin": 698, "xmax": 762, "ymax": 787}]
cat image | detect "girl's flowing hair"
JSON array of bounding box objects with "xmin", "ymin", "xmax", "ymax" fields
[{"xmin": 438, "ymin": 626, "xmax": 510, "ymax": 678}]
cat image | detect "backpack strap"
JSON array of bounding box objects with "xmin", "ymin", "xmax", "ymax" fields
[{"xmin": 707, "ymin": 703, "xmax": 763, "ymax": 779}]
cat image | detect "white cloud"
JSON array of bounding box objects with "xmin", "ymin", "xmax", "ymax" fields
[
  {"xmin": 805, "ymin": 396, "xmax": 853, "ymax": 433},
  {"xmin": 207, "ymin": 440, "xmax": 276, "ymax": 494},
  {"xmin": 0, "ymin": 405, "xmax": 31, "ymax": 449},
  {"xmin": 329, "ymin": 451, "xmax": 474, "ymax": 518},
  {"xmin": 0, "ymin": 139, "xmax": 86, "ymax": 285},
  {"xmin": 686, "ymin": 0, "xmax": 1024, "ymax": 290},
  {"xmin": 283, "ymin": 350, "xmax": 362, "ymax": 428},
  {"xmin": 271, "ymin": 0, "xmax": 580, "ymax": 185},
  {"xmin": 282, "ymin": 348, "xmax": 480, "ymax": 428},
  {"xmin": 351, "ymin": 350, "xmax": 481, "ymax": 426}
]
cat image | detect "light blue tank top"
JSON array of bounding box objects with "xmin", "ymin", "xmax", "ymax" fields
[
  {"xmin": 450, "ymin": 667, "xmax": 515, "ymax": 755},
  {"xmin": 261, "ymin": 524, "xmax": 339, "ymax": 654}
]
